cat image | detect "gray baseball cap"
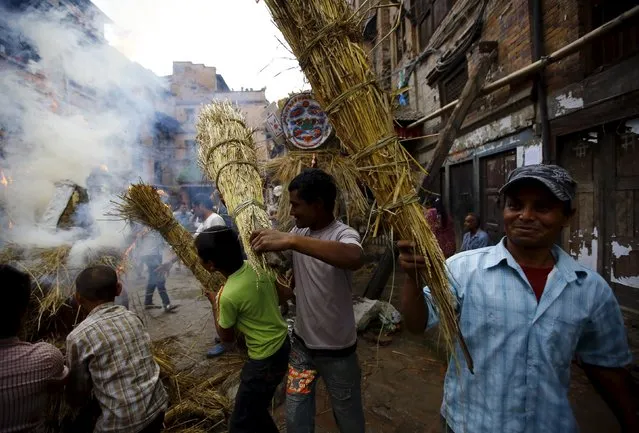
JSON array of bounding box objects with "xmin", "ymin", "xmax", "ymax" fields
[{"xmin": 499, "ymin": 164, "xmax": 576, "ymax": 202}]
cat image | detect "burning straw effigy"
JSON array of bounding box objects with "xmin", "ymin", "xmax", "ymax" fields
[{"xmin": 263, "ymin": 0, "xmax": 472, "ymax": 370}]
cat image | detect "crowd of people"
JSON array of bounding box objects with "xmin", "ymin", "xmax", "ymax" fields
[{"xmin": 1, "ymin": 165, "xmax": 637, "ymax": 433}]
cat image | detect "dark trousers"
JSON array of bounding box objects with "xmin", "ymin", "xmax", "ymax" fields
[
  {"xmin": 138, "ymin": 412, "xmax": 165, "ymax": 433},
  {"xmin": 63, "ymin": 401, "xmax": 163, "ymax": 433},
  {"xmin": 143, "ymin": 255, "xmax": 170, "ymax": 307},
  {"xmin": 228, "ymin": 337, "xmax": 291, "ymax": 433}
]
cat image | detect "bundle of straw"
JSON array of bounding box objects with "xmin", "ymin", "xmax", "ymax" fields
[
  {"xmin": 196, "ymin": 101, "xmax": 289, "ymax": 274},
  {"xmin": 113, "ymin": 183, "xmax": 223, "ymax": 294},
  {"xmin": 152, "ymin": 339, "xmax": 236, "ymax": 432},
  {"xmin": 265, "ymin": 149, "xmax": 369, "ymax": 230},
  {"xmin": 263, "ymin": 0, "xmax": 472, "ymax": 370}
]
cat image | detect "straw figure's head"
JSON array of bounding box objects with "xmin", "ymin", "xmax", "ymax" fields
[
  {"xmin": 74, "ymin": 265, "xmax": 122, "ymax": 315},
  {"xmin": 195, "ymin": 226, "xmax": 244, "ymax": 278},
  {"xmin": 0, "ymin": 264, "xmax": 31, "ymax": 339},
  {"xmin": 288, "ymin": 168, "xmax": 336, "ymax": 230}
]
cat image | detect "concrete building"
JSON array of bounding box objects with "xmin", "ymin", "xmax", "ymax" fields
[
  {"xmin": 0, "ymin": 0, "xmax": 180, "ymax": 189},
  {"xmin": 165, "ymin": 61, "xmax": 272, "ymax": 204},
  {"xmin": 356, "ymin": 0, "xmax": 639, "ymax": 312}
]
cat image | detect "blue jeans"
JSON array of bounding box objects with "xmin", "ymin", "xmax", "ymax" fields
[
  {"xmin": 286, "ymin": 334, "xmax": 365, "ymax": 433},
  {"xmin": 143, "ymin": 255, "xmax": 170, "ymax": 307}
]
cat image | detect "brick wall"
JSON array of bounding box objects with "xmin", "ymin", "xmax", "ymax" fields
[{"xmin": 542, "ymin": 0, "xmax": 582, "ymax": 93}]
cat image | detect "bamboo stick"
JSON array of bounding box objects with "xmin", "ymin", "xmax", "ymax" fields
[{"xmin": 408, "ymin": 5, "xmax": 639, "ymax": 128}]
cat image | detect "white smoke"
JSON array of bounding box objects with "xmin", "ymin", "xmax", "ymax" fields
[{"xmin": 0, "ymin": 5, "xmax": 167, "ymax": 264}]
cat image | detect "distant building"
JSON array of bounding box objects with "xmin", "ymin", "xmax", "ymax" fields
[
  {"xmin": 164, "ymin": 61, "xmax": 273, "ymax": 206},
  {"xmin": 0, "ymin": 0, "xmax": 180, "ymax": 189}
]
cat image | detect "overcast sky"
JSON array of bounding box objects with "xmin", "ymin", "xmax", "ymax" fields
[{"xmin": 92, "ymin": 0, "xmax": 309, "ymax": 102}]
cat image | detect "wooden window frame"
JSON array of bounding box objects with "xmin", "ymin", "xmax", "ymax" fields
[
  {"xmin": 580, "ymin": 0, "xmax": 639, "ymax": 76},
  {"xmin": 439, "ymin": 61, "xmax": 468, "ymax": 105},
  {"xmin": 412, "ymin": 0, "xmax": 455, "ymax": 51}
]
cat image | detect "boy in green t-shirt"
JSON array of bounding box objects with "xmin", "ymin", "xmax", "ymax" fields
[{"xmin": 195, "ymin": 226, "xmax": 290, "ymax": 433}]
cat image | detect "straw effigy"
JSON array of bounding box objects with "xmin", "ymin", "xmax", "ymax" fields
[
  {"xmin": 265, "ymin": 149, "xmax": 369, "ymax": 230},
  {"xmin": 196, "ymin": 101, "xmax": 290, "ymax": 275},
  {"xmin": 113, "ymin": 183, "xmax": 224, "ymax": 294},
  {"xmin": 263, "ymin": 0, "xmax": 472, "ymax": 370}
]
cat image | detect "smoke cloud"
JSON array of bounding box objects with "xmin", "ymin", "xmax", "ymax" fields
[{"xmin": 0, "ymin": 5, "xmax": 166, "ymax": 263}]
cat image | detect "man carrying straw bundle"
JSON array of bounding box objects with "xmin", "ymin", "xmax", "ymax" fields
[
  {"xmin": 250, "ymin": 168, "xmax": 366, "ymax": 433},
  {"xmin": 398, "ymin": 165, "xmax": 638, "ymax": 433},
  {"xmin": 195, "ymin": 227, "xmax": 289, "ymax": 433}
]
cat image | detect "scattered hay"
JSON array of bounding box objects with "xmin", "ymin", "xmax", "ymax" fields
[
  {"xmin": 265, "ymin": 149, "xmax": 369, "ymax": 230},
  {"xmin": 112, "ymin": 183, "xmax": 224, "ymax": 294},
  {"xmin": 196, "ymin": 101, "xmax": 290, "ymax": 275},
  {"xmin": 1, "ymin": 242, "xmax": 130, "ymax": 343},
  {"xmin": 0, "ymin": 242, "xmax": 25, "ymax": 264},
  {"xmin": 264, "ymin": 0, "xmax": 471, "ymax": 369},
  {"xmin": 152, "ymin": 339, "xmax": 239, "ymax": 432}
]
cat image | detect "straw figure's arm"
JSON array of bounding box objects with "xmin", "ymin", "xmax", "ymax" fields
[{"xmin": 250, "ymin": 229, "xmax": 363, "ymax": 271}]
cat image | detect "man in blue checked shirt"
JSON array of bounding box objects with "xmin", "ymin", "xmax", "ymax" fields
[{"xmin": 398, "ymin": 164, "xmax": 638, "ymax": 433}]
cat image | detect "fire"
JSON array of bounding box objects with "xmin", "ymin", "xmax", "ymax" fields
[
  {"xmin": 8, "ymin": 220, "xmax": 14, "ymax": 229},
  {"xmin": 0, "ymin": 171, "xmax": 8, "ymax": 187},
  {"xmin": 99, "ymin": 164, "xmax": 109, "ymax": 172},
  {"xmin": 117, "ymin": 227, "xmax": 150, "ymax": 276}
]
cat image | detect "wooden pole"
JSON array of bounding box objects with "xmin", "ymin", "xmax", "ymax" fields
[
  {"xmin": 422, "ymin": 49, "xmax": 496, "ymax": 191},
  {"xmin": 407, "ymin": 5, "xmax": 639, "ymax": 129}
]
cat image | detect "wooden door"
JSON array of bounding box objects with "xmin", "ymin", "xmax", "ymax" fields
[
  {"xmin": 480, "ymin": 150, "xmax": 517, "ymax": 244},
  {"xmin": 558, "ymin": 129, "xmax": 599, "ymax": 272},
  {"xmin": 608, "ymin": 123, "xmax": 639, "ymax": 310},
  {"xmin": 449, "ymin": 161, "xmax": 474, "ymax": 246}
]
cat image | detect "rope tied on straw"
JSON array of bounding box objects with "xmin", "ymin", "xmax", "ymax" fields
[
  {"xmin": 373, "ymin": 194, "xmax": 421, "ymax": 215},
  {"xmin": 353, "ymin": 135, "xmax": 397, "ymax": 161},
  {"xmin": 298, "ymin": 17, "xmax": 362, "ymax": 69},
  {"xmin": 214, "ymin": 161, "xmax": 261, "ymax": 187},
  {"xmin": 205, "ymin": 135, "xmax": 253, "ymax": 162},
  {"xmin": 231, "ymin": 199, "xmax": 267, "ymax": 220},
  {"xmin": 324, "ymin": 78, "xmax": 377, "ymax": 116}
]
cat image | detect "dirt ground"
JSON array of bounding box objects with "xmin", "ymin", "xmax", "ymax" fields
[{"xmin": 123, "ymin": 264, "xmax": 631, "ymax": 433}]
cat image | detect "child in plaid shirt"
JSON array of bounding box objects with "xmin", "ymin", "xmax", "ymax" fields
[{"xmin": 65, "ymin": 265, "xmax": 167, "ymax": 433}]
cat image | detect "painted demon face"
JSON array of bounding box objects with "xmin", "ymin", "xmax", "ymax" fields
[{"xmin": 282, "ymin": 94, "xmax": 332, "ymax": 150}]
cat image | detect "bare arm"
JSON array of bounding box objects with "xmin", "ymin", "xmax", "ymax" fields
[
  {"xmin": 215, "ymin": 316, "xmax": 235, "ymax": 343},
  {"xmin": 250, "ymin": 229, "xmax": 363, "ymax": 271},
  {"xmin": 210, "ymin": 288, "xmax": 235, "ymax": 344},
  {"xmin": 582, "ymin": 364, "xmax": 639, "ymax": 432},
  {"xmin": 290, "ymin": 236, "xmax": 363, "ymax": 271},
  {"xmin": 398, "ymin": 240, "xmax": 429, "ymax": 334}
]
